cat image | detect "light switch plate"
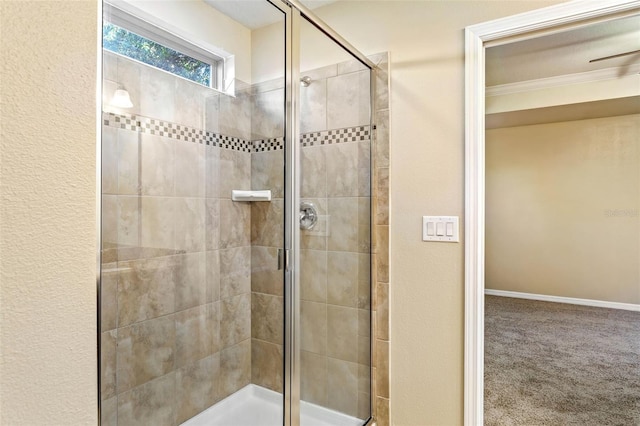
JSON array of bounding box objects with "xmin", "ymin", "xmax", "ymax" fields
[{"xmin": 422, "ymin": 216, "xmax": 459, "ymax": 242}]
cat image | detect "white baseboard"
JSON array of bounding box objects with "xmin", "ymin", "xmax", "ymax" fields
[{"xmin": 485, "ymin": 289, "xmax": 640, "ymax": 312}]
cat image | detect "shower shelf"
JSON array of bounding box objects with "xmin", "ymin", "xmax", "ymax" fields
[{"xmin": 231, "ymin": 190, "xmax": 272, "ymax": 202}]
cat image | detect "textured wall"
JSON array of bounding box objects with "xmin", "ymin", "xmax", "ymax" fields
[
  {"xmin": 486, "ymin": 114, "xmax": 640, "ymax": 304},
  {"xmin": 0, "ymin": 1, "xmax": 98, "ymax": 424}
]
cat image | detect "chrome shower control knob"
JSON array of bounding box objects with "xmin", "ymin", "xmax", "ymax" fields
[{"xmin": 300, "ymin": 202, "xmax": 318, "ymax": 230}]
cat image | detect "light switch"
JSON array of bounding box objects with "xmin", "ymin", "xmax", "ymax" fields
[
  {"xmin": 422, "ymin": 216, "xmax": 459, "ymax": 242},
  {"xmin": 446, "ymin": 222, "xmax": 454, "ymax": 237},
  {"xmin": 426, "ymin": 222, "xmax": 435, "ymax": 236}
]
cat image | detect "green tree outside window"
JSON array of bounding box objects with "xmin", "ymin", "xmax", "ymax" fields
[{"xmin": 103, "ymin": 22, "xmax": 211, "ymax": 87}]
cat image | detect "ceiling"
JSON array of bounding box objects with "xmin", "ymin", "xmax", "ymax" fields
[
  {"xmin": 486, "ymin": 13, "xmax": 640, "ymax": 87},
  {"xmin": 203, "ymin": 0, "xmax": 336, "ymax": 30}
]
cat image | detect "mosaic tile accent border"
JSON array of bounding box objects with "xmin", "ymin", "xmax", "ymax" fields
[
  {"xmin": 301, "ymin": 131, "xmax": 324, "ymax": 147},
  {"xmin": 104, "ymin": 113, "xmax": 140, "ymax": 132},
  {"xmin": 254, "ymin": 137, "xmax": 285, "ymax": 152},
  {"xmin": 301, "ymin": 126, "xmax": 370, "ymax": 147},
  {"xmin": 103, "ymin": 112, "xmax": 252, "ymax": 152},
  {"xmin": 103, "ymin": 112, "xmax": 370, "ymax": 153}
]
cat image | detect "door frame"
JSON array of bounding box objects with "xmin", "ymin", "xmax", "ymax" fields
[{"xmin": 463, "ymin": 1, "xmax": 640, "ymax": 424}]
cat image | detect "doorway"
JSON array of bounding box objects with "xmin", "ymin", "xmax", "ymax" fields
[{"xmin": 464, "ymin": 1, "xmax": 640, "ymax": 424}]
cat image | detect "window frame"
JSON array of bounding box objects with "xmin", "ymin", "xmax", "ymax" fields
[{"xmin": 103, "ymin": 1, "xmax": 234, "ymax": 94}]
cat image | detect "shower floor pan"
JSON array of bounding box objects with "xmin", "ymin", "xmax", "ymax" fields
[{"xmin": 182, "ymin": 384, "xmax": 364, "ymax": 426}]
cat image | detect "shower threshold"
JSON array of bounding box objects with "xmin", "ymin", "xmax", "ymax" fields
[{"xmin": 181, "ymin": 384, "xmax": 364, "ymax": 426}]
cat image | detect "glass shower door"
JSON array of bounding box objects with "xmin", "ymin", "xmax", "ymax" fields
[
  {"xmin": 297, "ymin": 16, "xmax": 373, "ymax": 426},
  {"xmin": 100, "ymin": 1, "xmax": 375, "ymax": 424},
  {"xmin": 99, "ymin": 1, "xmax": 287, "ymax": 424}
]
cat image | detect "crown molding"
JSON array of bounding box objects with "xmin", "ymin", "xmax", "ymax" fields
[
  {"xmin": 486, "ymin": 64, "xmax": 640, "ymax": 96},
  {"xmin": 468, "ymin": 0, "xmax": 640, "ymax": 44}
]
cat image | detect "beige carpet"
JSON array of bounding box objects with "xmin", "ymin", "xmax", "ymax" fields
[{"xmin": 484, "ymin": 295, "xmax": 640, "ymax": 426}]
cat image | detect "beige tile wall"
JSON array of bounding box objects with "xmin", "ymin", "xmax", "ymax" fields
[
  {"xmin": 249, "ymin": 54, "xmax": 389, "ymax": 422},
  {"xmin": 301, "ymin": 55, "xmax": 388, "ymax": 424},
  {"xmin": 101, "ymin": 51, "xmax": 253, "ymax": 425},
  {"xmin": 372, "ymin": 53, "xmax": 390, "ymax": 426},
  {"xmin": 101, "ymin": 49, "xmax": 389, "ymax": 425},
  {"xmin": 249, "ymin": 80, "xmax": 286, "ymax": 394}
]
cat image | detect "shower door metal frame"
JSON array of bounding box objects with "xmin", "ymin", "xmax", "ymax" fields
[
  {"xmin": 277, "ymin": 1, "xmax": 377, "ymax": 424},
  {"xmin": 267, "ymin": 2, "xmax": 301, "ymax": 425}
]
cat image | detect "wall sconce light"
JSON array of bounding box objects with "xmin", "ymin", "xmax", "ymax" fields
[{"xmin": 110, "ymin": 88, "xmax": 133, "ymax": 108}]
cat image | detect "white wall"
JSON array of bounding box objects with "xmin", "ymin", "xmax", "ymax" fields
[
  {"xmin": 486, "ymin": 114, "xmax": 640, "ymax": 304},
  {"xmin": 251, "ymin": 21, "xmax": 284, "ymax": 84}
]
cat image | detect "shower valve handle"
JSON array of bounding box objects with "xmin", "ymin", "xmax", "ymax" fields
[{"xmin": 300, "ymin": 202, "xmax": 318, "ymax": 230}]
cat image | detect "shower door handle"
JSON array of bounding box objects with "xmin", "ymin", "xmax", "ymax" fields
[{"xmin": 277, "ymin": 248, "xmax": 289, "ymax": 271}]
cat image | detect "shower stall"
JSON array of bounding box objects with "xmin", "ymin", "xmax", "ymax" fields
[{"xmin": 99, "ymin": 0, "xmax": 385, "ymax": 425}]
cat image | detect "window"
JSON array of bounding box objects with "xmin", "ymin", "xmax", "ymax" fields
[
  {"xmin": 103, "ymin": 3, "xmax": 229, "ymax": 91},
  {"xmin": 103, "ymin": 22, "xmax": 213, "ymax": 87}
]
